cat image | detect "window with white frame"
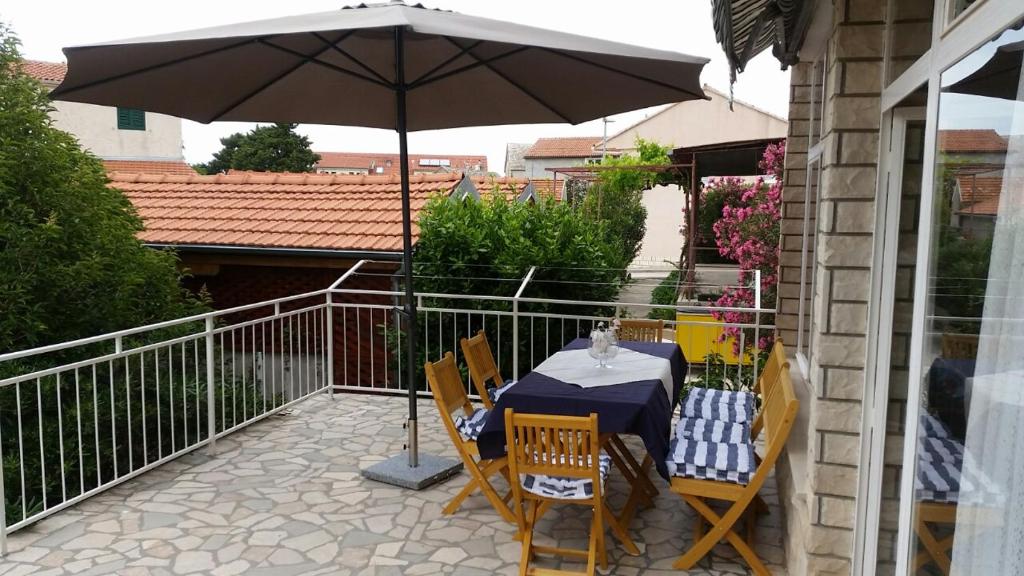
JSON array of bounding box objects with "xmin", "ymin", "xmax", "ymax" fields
[{"xmin": 796, "ymin": 52, "xmax": 828, "ymax": 373}]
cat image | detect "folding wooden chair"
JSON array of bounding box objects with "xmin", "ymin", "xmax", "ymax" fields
[
  {"xmin": 505, "ymin": 410, "xmax": 638, "ymax": 576},
  {"xmin": 750, "ymin": 339, "xmax": 787, "ymax": 441},
  {"xmin": 617, "ymin": 319, "xmax": 665, "ymax": 342},
  {"xmin": 425, "ymin": 352, "xmax": 516, "ymax": 523},
  {"xmin": 461, "ymin": 330, "xmax": 510, "ymax": 410},
  {"xmin": 669, "ymin": 358, "xmax": 799, "ymax": 575}
]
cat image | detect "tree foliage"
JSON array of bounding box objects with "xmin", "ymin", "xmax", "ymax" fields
[
  {"xmin": 0, "ymin": 25, "xmax": 207, "ymax": 353},
  {"xmin": 582, "ymin": 138, "xmax": 672, "ymax": 267},
  {"xmin": 194, "ymin": 123, "xmax": 320, "ymax": 174}
]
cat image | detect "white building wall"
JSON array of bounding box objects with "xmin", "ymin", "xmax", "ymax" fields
[
  {"xmin": 523, "ymin": 156, "xmax": 595, "ymax": 179},
  {"xmin": 633, "ymin": 184, "xmax": 685, "ymax": 268},
  {"xmin": 49, "ymin": 100, "xmax": 184, "ymax": 160}
]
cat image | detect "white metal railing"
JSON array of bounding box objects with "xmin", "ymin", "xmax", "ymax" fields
[{"xmin": 0, "ymin": 259, "xmax": 774, "ymax": 551}]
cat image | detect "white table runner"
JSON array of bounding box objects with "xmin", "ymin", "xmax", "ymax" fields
[{"xmin": 533, "ymin": 347, "xmax": 674, "ymax": 402}]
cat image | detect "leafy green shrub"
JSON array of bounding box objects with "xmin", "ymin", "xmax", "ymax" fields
[{"xmin": 648, "ymin": 270, "xmax": 680, "ymax": 320}]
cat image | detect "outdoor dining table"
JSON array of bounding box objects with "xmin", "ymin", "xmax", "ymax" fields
[{"xmin": 476, "ymin": 337, "xmax": 688, "ymax": 529}]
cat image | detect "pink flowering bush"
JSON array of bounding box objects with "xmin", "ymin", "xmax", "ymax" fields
[{"xmin": 708, "ymin": 141, "xmax": 784, "ymax": 357}]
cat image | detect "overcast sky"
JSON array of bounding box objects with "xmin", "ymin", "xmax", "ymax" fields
[{"xmin": 5, "ymin": 0, "xmax": 791, "ymax": 173}]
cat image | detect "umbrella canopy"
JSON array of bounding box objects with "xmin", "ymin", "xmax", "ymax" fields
[
  {"xmin": 52, "ymin": 2, "xmax": 708, "ymax": 130},
  {"xmin": 52, "ymin": 0, "xmax": 708, "ymax": 474},
  {"xmin": 946, "ymin": 40, "xmax": 1024, "ymax": 102}
]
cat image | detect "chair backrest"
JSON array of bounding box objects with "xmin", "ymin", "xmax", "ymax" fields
[
  {"xmin": 424, "ymin": 352, "xmax": 475, "ymax": 437},
  {"xmin": 461, "ymin": 330, "xmax": 504, "ymax": 409},
  {"xmin": 618, "ymin": 319, "xmax": 665, "ymax": 343},
  {"xmin": 504, "ymin": 410, "xmax": 602, "ymax": 484},
  {"xmin": 941, "ymin": 333, "xmax": 978, "ymax": 359},
  {"xmin": 750, "ymin": 339, "xmax": 787, "ymax": 439},
  {"xmin": 758, "ymin": 357, "xmax": 800, "ymax": 472}
]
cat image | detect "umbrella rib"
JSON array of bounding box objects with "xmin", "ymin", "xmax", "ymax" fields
[
  {"xmin": 407, "ymin": 45, "xmax": 529, "ymax": 90},
  {"xmin": 536, "ymin": 47, "xmax": 709, "ymax": 101},
  {"xmin": 50, "ymin": 37, "xmax": 260, "ymax": 98},
  {"xmin": 257, "ymin": 38, "xmax": 394, "ymax": 89},
  {"xmin": 450, "ymin": 40, "xmax": 574, "ymax": 124},
  {"xmin": 408, "ymin": 39, "xmax": 484, "ymax": 86},
  {"xmin": 206, "ymin": 32, "xmax": 357, "ymax": 123},
  {"xmin": 310, "ymin": 31, "xmax": 393, "ymax": 86}
]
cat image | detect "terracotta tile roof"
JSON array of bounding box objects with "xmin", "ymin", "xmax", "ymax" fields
[
  {"xmin": 938, "ymin": 130, "xmax": 1008, "ymax": 153},
  {"xmin": 955, "ymin": 175, "xmax": 1003, "ymax": 216},
  {"xmin": 528, "ymin": 179, "xmax": 566, "ymax": 201},
  {"xmin": 315, "ymin": 151, "xmax": 487, "ymax": 176},
  {"xmin": 104, "ymin": 160, "xmax": 196, "ymax": 175},
  {"xmin": 473, "ymin": 176, "xmax": 531, "ymax": 201},
  {"xmin": 524, "ymin": 137, "xmax": 604, "ymax": 159},
  {"xmin": 108, "ymin": 171, "xmax": 467, "ymax": 252},
  {"xmin": 20, "ymin": 59, "xmax": 67, "ymax": 85}
]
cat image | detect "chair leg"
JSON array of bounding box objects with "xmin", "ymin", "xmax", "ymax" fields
[
  {"xmin": 519, "ymin": 500, "xmax": 536, "ymax": 576},
  {"xmin": 446, "ymin": 458, "xmax": 517, "ymax": 524},
  {"xmin": 674, "ymin": 495, "xmax": 770, "ymax": 576},
  {"xmin": 443, "ymin": 478, "xmax": 479, "ymax": 516},
  {"xmin": 915, "ymin": 517, "xmax": 952, "ymax": 575},
  {"xmin": 603, "ymin": 506, "xmax": 641, "ymax": 556}
]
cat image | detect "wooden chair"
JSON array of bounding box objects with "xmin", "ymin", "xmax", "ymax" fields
[
  {"xmin": 461, "ymin": 330, "xmax": 508, "ymax": 410},
  {"xmin": 670, "ymin": 357, "xmax": 799, "ymax": 575},
  {"xmin": 941, "ymin": 333, "xmax": 979, "ymax": 359},
  {"xmin": 617, "ymin": 319, "xmax": 665, "ymax": 342},
  {"xmin": 505, "ymin": 410, "xmax": 638, "ymax": 576},
  {"xmin": 750, "ymin": 339, "xmax": 787, "ymax": 441},
  {"xmin": 425, "ymin": 352, "xmax": 516, "ymax": 523}
]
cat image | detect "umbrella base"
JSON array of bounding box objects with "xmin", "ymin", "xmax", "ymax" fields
[{"xmin": 361, "ymin": 453, "xmax": 463, "ymax": 490}]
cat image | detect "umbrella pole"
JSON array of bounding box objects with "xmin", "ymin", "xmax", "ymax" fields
[{"xmin": 395, "ymin": 26, "xmax": 419, "ymax": 468}]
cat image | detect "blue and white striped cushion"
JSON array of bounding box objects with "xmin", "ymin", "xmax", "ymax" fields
[
  {"xmin": 682, "ymin": 387, "xmax": 756, "ymax": 424},
  {"xmin": 915, "ymin": 436, "xmax": 1003, "ymax": 506},
  {"xmin": 521, "ymin": 453, "xmax": 612, "ymax": 500},
  {"xmin": 666, "ymin": 435, "xmax": 755, "ymax": 485},
  {"xmin": 675, "ymin": 417, "xmax": 750, "ymax": 444},
  {"xmin": 454, "ymin": 408, "xmax": 490, "ymax": 441},
  {"xmin": 487, "ymin": 380, "xmax": 517, "ymax": 404},
  {"xmin": 920, "ymin": 413, "xmax": 953, "ymax": 439}
]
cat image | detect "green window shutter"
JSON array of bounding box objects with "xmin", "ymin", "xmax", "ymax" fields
[{"xmin": 117, "ymin": 107, "xmax": 146, "ymax": 130}]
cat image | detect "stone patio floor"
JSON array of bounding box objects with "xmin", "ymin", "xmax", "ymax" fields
[{"xmin": 0, "ymin": 393, "xmax": 786, "ymax": 575}]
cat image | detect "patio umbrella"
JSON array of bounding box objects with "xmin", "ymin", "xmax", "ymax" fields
[
  {"xmin": 51, "ymin": 0, "xmax": 708, "ymax": 486},
  {"xmin": 946, "ymin": 39, "xmax": 1023, "ymax": 101}
]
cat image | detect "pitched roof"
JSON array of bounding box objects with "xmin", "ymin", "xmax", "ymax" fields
[
  {"xmin": 473, "ymin": 176, "xmax": 531, "ymax": 201},
  {"xmin": 20, "ymin": 59, "xmax": 67, "ymax": 85},
  {"xmin": 108, "ymin": 171, "xmax": 468, "ymax": 252},
  {"xmin": 315, "ymin": 151, "xmax": 487, "ymax": 175},
  {"xmin": 938, "ymin": 130, "xmax": 1008, "ymax": 153},
  {"xmin": 104, "ymin": 160, "xmax": 196, "ymax": 175},
  {"xmin": 955, "ymin": 175, "xmax": 1003, "ymax": 216},
  {"xmin": 524, "ymin": 137, "xmax": 604, "ymax": 159}
]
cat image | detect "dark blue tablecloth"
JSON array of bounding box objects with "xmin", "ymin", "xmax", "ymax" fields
[{"xmin": 476, "ymin": 338, "xmax": 688, "ymax": 480}]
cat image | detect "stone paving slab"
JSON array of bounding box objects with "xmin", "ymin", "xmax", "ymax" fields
[{"xmin": 0, "ymin": 393, "xmax": 786, "ymax": 575}]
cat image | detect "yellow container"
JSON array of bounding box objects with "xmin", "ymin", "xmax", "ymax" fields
[{"xmin": 674, "ymin": 313, "xmax": 751, "ymax": 365}]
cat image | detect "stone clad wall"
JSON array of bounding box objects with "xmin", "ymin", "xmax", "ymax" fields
[{"xmin": 778, "ymin": 0, "xmax": 886, "ymax": 573}]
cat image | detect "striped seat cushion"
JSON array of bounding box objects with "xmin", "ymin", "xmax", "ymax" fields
[
  {"xmin": 486, "ymin": 380, "xmax": 517, "ymax": 404},
  {"xmin": 681, "ymin": 387, "xmax": 756, "ymax": 424},
  {"xmin": 675, "ymin": 417, "xmax": 750, "ymax": 444},
  {"xmin": 520, "ymin": 453, "xmax": 612, "ymax": 500},
  {"xmin": 666, "ymin": 435, "xmax": 756, "ymax": 485},
  {"xmin": 915, "ymin": 436, "xmax": 1003, "ymax": 506},
  {"xmin": 920, "ymin": 413, "xmax": 953, "ymax": 439},
  {"xmin": 454, "ymin": 408, "xmax": 490, "ymax": 441}
]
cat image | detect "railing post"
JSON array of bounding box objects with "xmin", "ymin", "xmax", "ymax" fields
[
  {"xmin": 205, "ymin": 317, "xmax": 216, "ymax": 450},
  {"xmin": 512, "ymin": 267, "xmax": 538, "ymax": 380},
  {"xmin": 753, "ymin": 269, "xmax": 762, "ymax": 380},
  {"xmin": 326, "ymin": 294, "xmax": 335, "ymax": 398},
  {"xmin": 0, "ymin": 414, "xmax": 6, "ymax": 556},
  {"xmin": 114, "ymin": 336, "xmax": 123, "ymax": 354}
]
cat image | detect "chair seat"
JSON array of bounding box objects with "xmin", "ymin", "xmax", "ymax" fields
[
  {"xmin": 666, "ymin": 435, "xmax": 755, "ymax": 485},
  {"xmin": 487, "ymin": 380, "xmax": 517, "ymax": 404},
  {"xmin": 454, "ymin": 408, "xmax": 491, "ymax": 441},
  {"xmin": 675, "ymin": 417, "xmax": 750, "ymax": 444},
  {"xmin": 681, "ymin": 387, "xmax": 755, "ymax": 424},
  {"xmin": 521, "ymin": 453, "xmax": 612, "ymax": 500}
]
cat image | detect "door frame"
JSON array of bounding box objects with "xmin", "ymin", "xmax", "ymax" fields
[{"xmin": 854, "ymin": 106, "xmax": 926, "ymax": 574}]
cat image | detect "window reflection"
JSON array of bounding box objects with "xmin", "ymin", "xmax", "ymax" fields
[{"xmin": 915, "ymin": 20, "xmax": 1024, "ymax": 575}]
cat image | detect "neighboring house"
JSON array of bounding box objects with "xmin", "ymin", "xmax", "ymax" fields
[
  {"xmin": 710, "ymin": 0, "xmax": 1024, "ymax": 573},
  {"xmin": 504, "ymin": 143, "xmax": 530, "ymax": 177},
  {"xmin": 951, "ymin": 174, "xmax": 1001, "ymax": 237},
  {"xmin": 21, "ymin": 60, "xmax": 187, "ymax": 171},
  {"xmin": 521, "ymin": 136, "xmax": 609, "ymax": 179},
  {"xmin": 603, "ymin": 84, "xmax": 789, "ymax": 152},
  {"xmin": 315, "ymin": 151, "xmax": 487, "ymax": 176},
  {"xmin": 109, "ymin": 171, "xmax": 529, "ymax": 385}
]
